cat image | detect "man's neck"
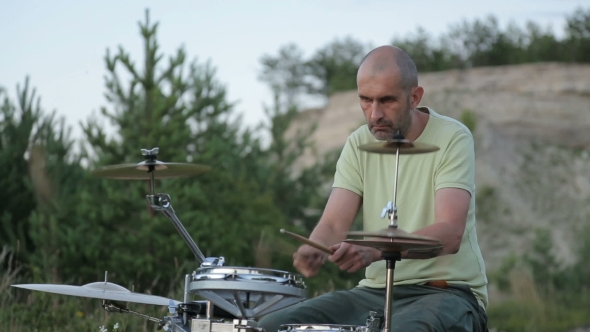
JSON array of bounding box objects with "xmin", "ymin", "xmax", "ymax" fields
[{"xmin": 405, "ymin": 108, "xmax": 429, "ymax": 141}]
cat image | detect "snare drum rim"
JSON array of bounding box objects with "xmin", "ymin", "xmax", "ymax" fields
[
  {"xmin": 193, "ymin": 266, "xmax": 305, "ymax": 285},
  {"xmin": 195, "ymin": 266, "xmax": 301, "ymax": 276},
  {"xmin": 279, "ymin": 324, "xmax": 368, "ymax": 332}
]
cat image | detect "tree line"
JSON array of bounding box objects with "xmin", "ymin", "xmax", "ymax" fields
[{"xmin": 260, "ymin": 7, "xmax": 590, "ymax": 106}]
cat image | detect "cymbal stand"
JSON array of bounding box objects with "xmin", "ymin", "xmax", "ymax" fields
[
  {"xmin": 380, "ymin": 251, "xmax": 401, "ymax": 332},
  {"xmin": 380, "ymin": 132, "xmax": 405, "ymax": 229},
  {"xmin": 141, "ymin": 148, "xmax": 224, "ymax": 268},
  {"xmin": 379, "ymin": 132, "xmax": 404, "ymax": 332}
]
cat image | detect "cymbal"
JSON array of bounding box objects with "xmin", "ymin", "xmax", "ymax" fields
[
  {"xmin": 406, "ymin": 246, "xmax": 444, "ymax": 259},
  {"xmin": 12, "ymin": 282, "xmax": 180, "ymax": 306},
  {"xmin": 91, "ymin": 160, "xmax": 211, "ymax": 180},
  {"xmin": 359, "ymin": 139, "xmax": 439, "ymax": 155},
  {"xmin": 347, "ymin": 227, "xmax": 437, "ymax": 241},
  {"xmin": 345, "ymin": 227, "xmax": 442, "ymax": 253},
  {"xmin": 344, "ymin": 238, "xmax": 441, "ymax": 253}
]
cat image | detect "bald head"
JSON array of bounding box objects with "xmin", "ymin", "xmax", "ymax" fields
[{"xmin": 358, "ymin": 45, "xmax": 418, "ymax": 93}]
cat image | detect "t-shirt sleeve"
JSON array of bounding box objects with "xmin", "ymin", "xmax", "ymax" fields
[
  {"xmin": 434, "ymin": 131, "xmax": 475, "ymax": 195},
  {"xmin": 332, "ymin": 134, "xmax": 364, "ymax": 196}
]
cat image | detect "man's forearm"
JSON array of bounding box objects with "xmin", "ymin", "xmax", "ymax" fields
[
  {"xmin": 309, "ymin": 222, "xmax": 348, "ymax": 248},
  {"xmin": 412, "ymin": 221, "xmax": 463, "ymax": 256}
]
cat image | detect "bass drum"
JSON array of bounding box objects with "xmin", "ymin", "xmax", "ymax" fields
[{"xmin": 189, "ymin": 266, "xmax": 306, "ymax": 319}]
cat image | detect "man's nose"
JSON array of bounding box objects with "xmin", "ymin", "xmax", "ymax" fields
[{"xmin": 370, "ymin": 102, "xmax": 383, "ymax": 121}]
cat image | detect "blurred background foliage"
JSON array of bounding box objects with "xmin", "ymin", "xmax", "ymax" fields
[{"xmin": 1, "ymin": 6, "xmax": 589, "ymax": 332}]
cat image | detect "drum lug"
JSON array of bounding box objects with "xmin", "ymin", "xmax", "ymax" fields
[
  {"xmin": 201, "ymin": 256, "xmax": 226, "ymax": 268},
  {"xmin": 365, "ymin": 311, "xmax": 383, "ymax": 332}
]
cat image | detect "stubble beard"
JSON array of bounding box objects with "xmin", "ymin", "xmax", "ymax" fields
[{"xmin": 369, "ymin": 105, "xmax": 413, "ymax": 141}]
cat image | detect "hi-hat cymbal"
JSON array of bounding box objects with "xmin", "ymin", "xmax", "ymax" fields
[
  {"xmin": 91, "ymin": 160, "xmax": 211, "ymax": 180},
  {"xmin": 359, "ymin": 139, "xmax": 439, "ymax": 155},
  {"xmin": 344, "ymin": 238, "xmax": 441, "ymax": 253},
  {"xmin": 347, "ymin": 226, "xmax": 436, "ymax": 241},
  {"xmin": 345, "ymin": 226, "xmax": 442, "ymax": 253},
  {"xmin": 12, "ymin": 282, "xmax": 180, "ymax": 306}
]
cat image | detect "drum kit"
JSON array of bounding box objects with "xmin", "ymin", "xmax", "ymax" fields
[{"xmin": 12, "ymin": 133, "xmax": 443, "ymax": 332}]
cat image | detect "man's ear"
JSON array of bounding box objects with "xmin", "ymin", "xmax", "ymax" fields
[{"xmin": 411, "ymin": 86, "xmax": 424, "ymax": 108}]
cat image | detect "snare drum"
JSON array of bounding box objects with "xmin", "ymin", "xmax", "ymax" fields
[
  {"xmin": 279, "ymin": 324, "xmax": 369, "ymax": 332},
  {"xmin": 189, "ymin": 267, "xmax": 307, "ymax": 319}
]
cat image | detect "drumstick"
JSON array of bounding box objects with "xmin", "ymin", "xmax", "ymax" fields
[{"xmin": 280, "ymin": 229, "xmax": 334, "ymax": 254}]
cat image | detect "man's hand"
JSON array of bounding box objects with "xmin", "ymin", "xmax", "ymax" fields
[
  {"xmin": 293, "ymin": 245, "xmax": 328, "ymax": 278},
  {"xmin": 328, "ymin": 242, "xmax": 381, "ymax": 273}
]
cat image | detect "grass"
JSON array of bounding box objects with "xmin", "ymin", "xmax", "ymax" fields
[
  {"xmin": 486, "ymin": 268, "xmax": 590, "ymax": 332},
  {"xmin": 0, "ymin": 226, "xmax": 360, "ymax": 332},
  {"xmin": 0, "ymin": 246, "xmax": 183, "ymax": 332},
  {"xmin": 4, "ymin": 244, "xmax": 590, "ymax": 332}
]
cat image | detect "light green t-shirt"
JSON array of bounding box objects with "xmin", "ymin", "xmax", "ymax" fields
[{"xmin": 333, "ymin": 107, "xmax": 488, "ymax": 309}]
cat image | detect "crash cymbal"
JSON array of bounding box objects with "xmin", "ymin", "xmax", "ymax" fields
[
  {"xmin": 12, "ymin": 282, "xmax": 180, "ymax": 306},
  {"xmin": 359, "ymin": 139, "xmax": 439, "ymax": 155},
  {"xmin": 91, "ymin": 160, "xmax": 211, "ymax": 180}
]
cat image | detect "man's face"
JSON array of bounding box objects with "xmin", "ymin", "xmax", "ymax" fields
[{"xmin": 357, "ymin": 70, "xmax": 412, "ymax": 141}]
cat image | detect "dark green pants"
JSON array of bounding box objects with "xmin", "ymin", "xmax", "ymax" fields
[{"xmin": 257, "ymin": 285, "xmax": 488, "ymax": 332}]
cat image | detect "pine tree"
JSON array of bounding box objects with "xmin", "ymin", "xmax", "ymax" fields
[
  {"xmin": 0, "ymin": 77, "xmax": 81, "ymax": 279},
  {"xmin": 69, "ymin": 10, "xmax": 290, "ymax": 296},
  {"xmin": 0, "ymin": 80, "xmax": 37, "ymax": 258}
]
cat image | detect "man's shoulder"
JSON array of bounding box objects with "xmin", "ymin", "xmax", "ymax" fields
[{"xmin": 423, "ymin": 107, "xmax": 474, "ymax": 140}]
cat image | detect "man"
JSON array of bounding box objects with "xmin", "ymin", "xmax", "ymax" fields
[{"xmin": 258, "ymin": 45, "xmax": 488, "ymax": 331}]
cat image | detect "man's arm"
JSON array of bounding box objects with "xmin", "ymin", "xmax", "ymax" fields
[
  {"xmin": 315, "ymin": 188, "xmax": 383, "ymax": 273},
  {"xmin": 407, "ymin": 187, "xmax": 470, "ymax": 257},
  {"xmin": 292, "ymin": 188, "xmax": 363, "ymax": 277},
  {"xmin": 309, "ymin": 188, "xmax": 363, "ymax": 245}
]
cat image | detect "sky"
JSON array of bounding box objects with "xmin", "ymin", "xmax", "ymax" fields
[{"xmin": 1, "ymin": 0, "xmax": 587, "ymax": 142}]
